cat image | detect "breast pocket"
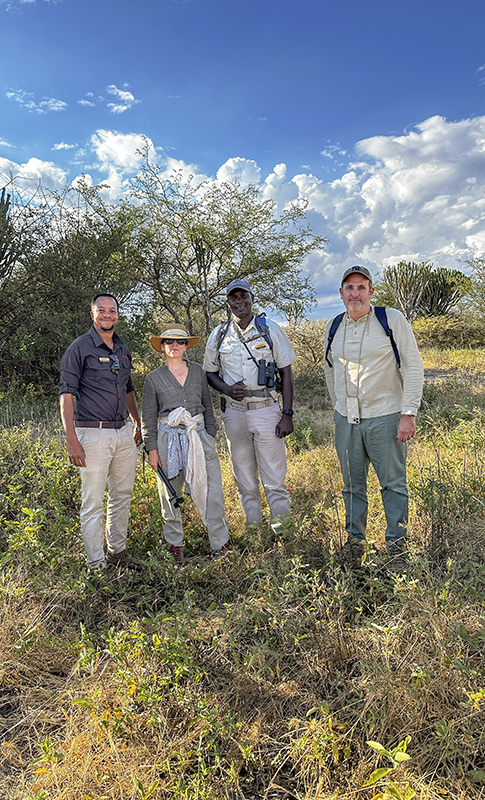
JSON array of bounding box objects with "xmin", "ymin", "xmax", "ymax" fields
[{"xmin": 252, "ymin": 342, "xmax": 273, "ymax": 362}]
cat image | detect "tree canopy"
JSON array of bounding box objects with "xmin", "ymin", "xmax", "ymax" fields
[
  {"xmin": 0, "ymin": 162, "xmax": 325, "ymax": 392},
  {"xmin": 125, "ymin": 145, "xmax": 325, "ymax": 335}
]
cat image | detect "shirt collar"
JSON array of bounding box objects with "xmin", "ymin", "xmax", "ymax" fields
[
  {"xmin": 89, "ymin": 326, "xmax": 121, "ymax": 349},
  {"xmin": 345, "ymin": 307, "xmax": 374, "ymax": 324},
  {"xmin": 232, "ymin": 315, "xmax": 257, "ymax": 334}
]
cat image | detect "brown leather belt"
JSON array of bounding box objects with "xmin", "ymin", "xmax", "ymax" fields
[{"xmin": 75, "ymin": 420, "xmax": 126, "ymax": 429}]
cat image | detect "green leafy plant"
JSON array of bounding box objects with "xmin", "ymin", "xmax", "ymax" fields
[{"xmin": 364, "ymin": 737, "xmax": 415, "ymax": 800}]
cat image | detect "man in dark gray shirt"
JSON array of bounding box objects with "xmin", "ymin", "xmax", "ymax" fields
[{"xmin": 59, "ymin": 294, "xmax": 143, "ymax": 570}]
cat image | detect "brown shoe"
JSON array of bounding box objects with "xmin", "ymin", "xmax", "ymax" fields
[
  {"xmin": 338, "ymin": 538, "xmax": 365, "ymax": 567},
  {"xmin": 106, "ymin": 549, "xmax": 144, "ymax": 570}
]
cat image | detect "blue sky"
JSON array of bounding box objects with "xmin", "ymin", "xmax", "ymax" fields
[{"xmin": 2, "ymin": 0, "xmax": 485, "ymax": 318}]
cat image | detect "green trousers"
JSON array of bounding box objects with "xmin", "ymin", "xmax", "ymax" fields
[{"xmin": 334, "ymin": 411, "xmax": 408, "ymax": 544}]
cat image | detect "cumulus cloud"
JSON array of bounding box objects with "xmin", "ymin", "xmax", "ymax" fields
[
  {"xmin": 76, "ymin": 86, "xmax": 140, "ymax": 113},
  {"xmin": 3, "ymin": 113, "xmax": 485, "ymax": 318},
  {"xmin": 85, "ymin": 130, "xmax": 155, "ymax": 199},
  {"xmin": 274, "ymin": 114, "xmax": 485, "ymax": 315},
  {"xmin": 0, "ymin": 155, "xmax": 67, "ymax": 192},
  {"xmin": 320, "ymin": 141, "xmax": 347, "ymax": 161},
  {"xmin": 216, "ymin": 157, "xmax": 261, "ymax": 186},
  {"xmin": 90, "ymin": 130, "xmax": 154, "ymax": 172},
  {"xmin": 6, "ymin": 88, "xmax": 67, "ymax": 113}
]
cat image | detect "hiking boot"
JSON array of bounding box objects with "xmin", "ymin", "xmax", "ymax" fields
[
  {"xmin": 106, "ymin": 549, "xmax": 144, "ymax": 570},
  {"xmin": 386, "ymin": 540, "xmax": 408, "ymax": 572},
  {"xmin": 211, "ymin": 543, "xmax": 229, "ymax": 560},
  {"xmin": 338, "ymin": 538, "xmax": 365, "ymax": 567},
  {"xmin": 168, "ymin": 544, "xmax": 185, "ymax": 567}
]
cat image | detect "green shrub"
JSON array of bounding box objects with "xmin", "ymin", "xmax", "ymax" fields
[{"xmin": 412, "ymin": 315, "xmax": 485, "ymax": 349}]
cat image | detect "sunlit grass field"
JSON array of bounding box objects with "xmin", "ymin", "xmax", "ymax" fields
[{"xmin": 1, "ymin": 350, "xmax": 485, "ymax": 799}]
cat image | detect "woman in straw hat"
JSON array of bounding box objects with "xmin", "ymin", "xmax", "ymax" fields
[{"xmin": 141, "ymin": 322, "xmax": 230, "ymax": 565}]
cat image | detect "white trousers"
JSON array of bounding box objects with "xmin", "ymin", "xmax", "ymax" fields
[
  {"xmin": 222, "ymin": 403, "xmax": 290, "ymax": 524},
  {"xmin": 76, "ymin": 425, "xmax": 138, "ymax": 567}
]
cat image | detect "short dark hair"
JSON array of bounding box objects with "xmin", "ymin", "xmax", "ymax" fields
[{"xmin": 91, "ymin": 293, "xmax": 119, "ymax": 312}]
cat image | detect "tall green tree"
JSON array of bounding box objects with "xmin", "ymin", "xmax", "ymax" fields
[
  {"xmin": 373, "ymin": 261, "xmax": 471, "ymax": 321},
  {"xmin": 0, "ymin": 186, "xmax": 144, "ymax": 391},
  {"xmin": 129, "ymin": 145, "xmax": 325, "ymax": 335},
  {"xmin": 373, "ymin": 261, "xmax": 431, "ymax": 322},
  {"xmin": 419, "ymin": 267, "xmax": 471, "ymax": 316}
]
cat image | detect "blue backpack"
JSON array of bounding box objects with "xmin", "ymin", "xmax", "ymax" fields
[{"xmin": 325, "ymin": 306, "xmax": 401, "ymax": 369}]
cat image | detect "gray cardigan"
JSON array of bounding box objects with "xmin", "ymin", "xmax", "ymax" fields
[{"xmin": 141, "ymin": 361, "xmax": 217, "ymax": 451}]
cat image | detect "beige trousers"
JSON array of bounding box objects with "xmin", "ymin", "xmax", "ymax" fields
[
  {"xmin": 77, "ymin": 425, "xmax": 138, "ymax": 567},
  {"xmin": 222, "ymin": 403, "xmax": 290, "ymax": 524}
]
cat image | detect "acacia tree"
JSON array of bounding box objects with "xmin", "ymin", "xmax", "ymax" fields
[{"xmin": 128, "ymin": 146, "xmax": 325, "ymax": 336}]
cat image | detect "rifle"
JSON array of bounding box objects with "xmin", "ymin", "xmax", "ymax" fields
[{"xmin": 156, "ymin": 465, "xmax": 185, "ymax": 508}]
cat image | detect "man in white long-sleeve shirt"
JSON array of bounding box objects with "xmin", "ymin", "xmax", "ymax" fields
[{"xmin": 324, "ymin": 266, "xmax": 424, "ymax": 566}]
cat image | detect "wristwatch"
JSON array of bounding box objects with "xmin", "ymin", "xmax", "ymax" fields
[{"xmin": 282, "ymin": 409, "xmax": 294, "ymax": 416}]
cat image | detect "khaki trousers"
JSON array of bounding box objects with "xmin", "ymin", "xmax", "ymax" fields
[
  {"xmin": 156, "ymin": 427, "xmax": 230, "ymax": 551},
  {"xmin": 77, "ymin": 425, "xmax": 138, "ymax": 568},
  {"xmin": 222, "ymin": 403, "xmax": 290, "ymax": 524}
]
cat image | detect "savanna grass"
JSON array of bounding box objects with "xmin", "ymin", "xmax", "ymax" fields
[{"xmin": 1, "ymin": 355, "xmax": 485, "ymax": 799}]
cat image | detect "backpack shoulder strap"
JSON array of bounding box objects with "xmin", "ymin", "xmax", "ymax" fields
[
  {"xmin": 255, "ymin": 314, "xmax": 274, "ymax": 352},
  {"xmin": 374, "ymin": 306, "xmax": 401, "ymax": 368},
  {"xmin": 325, "ymin": 312, "xmax": 345, "ymax": 367},
  {"xmin": 216, "ymin": 320, "xmax": 231, "ymax": 350},
  {"xmin": 213, "ymin": 319, "xmax": 231, "ymax": 368}
]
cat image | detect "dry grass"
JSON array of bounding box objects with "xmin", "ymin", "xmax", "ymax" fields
[{"xmin": 1, "ymin": 356, "xmax": 485, "ymax": 799}]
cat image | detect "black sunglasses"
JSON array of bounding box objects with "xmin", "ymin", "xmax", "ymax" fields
[
  {"xmin": 162, "ymin": 338, "xmax": 188, "ymax": 345},
  {"xmin": 108, "ymin": 354, "xmax": 120, "ymax": 373}
]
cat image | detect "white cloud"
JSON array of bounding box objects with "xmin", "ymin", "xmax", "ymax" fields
[
  {"xmin": 86, "ymin": 130, "xmax": 156, "ymax": 199},
  {"xmin": 274, "ymin": 114, "xmax": 485, "ymax": 314},
  {"xmin": 6, "ymin": 88, "xmax": 67, "ymax": 113},
  {"xmin": 76, "ymin": 86, "xmax": 140, "ymax": 113},
  {"xmin": 216, "ymin": 156, "xmax": 261, "ymax": 186},
  {"xmin": 320, "ymin": 142, "xmax": 347, "ymax": 160},
  {"xmin": 3, "ymin": 114, "xmax": 485, "ymax": 319},
  {"xmin": 0, "ymin": 138, "xmax": 13, "ymax": 148},
  {"xmin": 90, "ymin": 129, "xmax": 154, "ymax": 172},
  {"xmin": 52, "ymin": 142, "xmax": 77, "ymax": 150},
  {"xmin": 0, "ymin": 155, "xmax": 67, "ymax": 191},
  {"xmin": 79, "ymin": 116, "xmax": 485, "ymax": 315},
  {"xmin": 106, "ymin": 83, "xmax": 140, "ymax": 114},
  {"xmin": 39, "ymin": 97, "xmax": 67, "ymax": 112}
]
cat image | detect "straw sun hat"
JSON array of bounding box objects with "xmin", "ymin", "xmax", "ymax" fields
[{"xmin": 150, "ymin": 322, "xmax": 200, "ymax": 352}]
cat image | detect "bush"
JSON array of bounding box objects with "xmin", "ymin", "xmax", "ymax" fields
[{"xmin": 412, "ymin": 315, "xmax": 485, "ymax": 349}]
